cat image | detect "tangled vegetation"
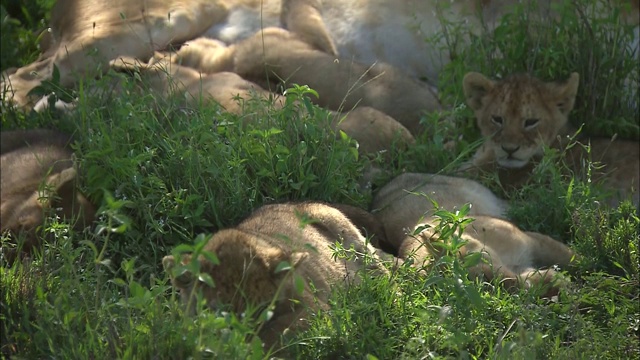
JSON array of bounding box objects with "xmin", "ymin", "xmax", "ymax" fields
[{"xmin": 1, "ymin": 1, "xmax": 638, "ymax": 358}]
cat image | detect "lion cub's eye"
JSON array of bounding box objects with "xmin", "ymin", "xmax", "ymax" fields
[
  {"xmin": 491, "ymin": 116, "xmax": 504, "ymax": 126},
  {"xmin": 524, "ymin": 118, "xmax": 539, "ymax": 129}
]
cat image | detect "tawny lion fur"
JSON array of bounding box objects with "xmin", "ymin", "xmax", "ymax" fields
[
  {"xmin": 162, "ymin": 202, "xmax": 389, "ymax": 349},
  {"xmin": 1, "ymin": 129, "xmax": 95, "ymax": 263},
  {"xmin": 371, "ymin": 173, "xmax": 575, "ymax": 295},
  {"xmin": 4, "ymin": 0, "xmax": 636, "ymax": 123},
  {"xmin": 107, "ymin": 54, "xmax": 416, "ymax": 159},
  {"xmin": 168, "ymin": 30, "xmax": 441, "ymax": 134},
  {"xmin": 460, "ymin": 72, "xmax": 639, "ymax": 206}
]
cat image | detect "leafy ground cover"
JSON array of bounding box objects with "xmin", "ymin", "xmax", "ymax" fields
[{"xmin": 1, "ymin": 1, "xmax": 638, "ymax": 359}]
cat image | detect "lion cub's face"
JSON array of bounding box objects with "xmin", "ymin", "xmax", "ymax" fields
[
  {"xmin": 163, "ymin": 229, "xmax": 306, "ymax": 315},
  {"xmin": 463, "ymin": 72, "xmax": 580, "ymax": 168}
]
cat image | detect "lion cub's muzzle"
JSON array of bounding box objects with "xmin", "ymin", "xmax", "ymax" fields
[{"xmin": 493, "ymin": 143, "xmax": 539, "ymax": 168}]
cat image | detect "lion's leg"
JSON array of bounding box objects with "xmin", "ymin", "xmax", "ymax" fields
[
  {"xmin": 402, "ymin": 234, "xmax": 523, "ymax": 290},
  {"xmin": 467, "ymin": 256, "xmax": 562, "ymax": 295},
  {"xmin": 169, "ymin": 37, "xmax": 234, "ymax": 73},
  {"xmin": 397, "ymin": 237, "xmax": 433, "ymax": 267},
  {"xmin": 524, "ymin": 231, "xmax": 575, "ymax": 268},
  {"xmin": 281, "ymin": 0, "xmax": 338, "ymax": 56},
  {"xmin": 462, "ymin": 243, "xmax": 522, "ymax": 291},
  {"xmin": 459, "ymin": 226, "xmax": 572, "ymax": 296},
  {"xmin": 518, "ymin": 267, "xmax": 567, "ymax": 297}
]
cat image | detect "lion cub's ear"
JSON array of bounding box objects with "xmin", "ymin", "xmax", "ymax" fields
[
  {"xmin": 463, "ymin": 72, "xmax": 495, "ymax": 111},
  {"xmin": 548, "ymin": 72, "xmax": 580, "ymax": 115},
  {"xmin": 163, "ymin": 255, "xmax": 195, "ymax": 287},
  {"xmin": 109, "ymin": 56, "xmax": 151, "ymax": 74},
  {"xmin": 162, "ymin": 255, "xmax": 177, "ymax": 272},
  {"xmin": 266, "ymin": 250, "xmax": 308, "ymax": 275},
  {"xmin": 39, "ymin": 167, "xmax": 78, "ymax": 208},
  {"xmin": 289, "ymin": 252, "xmax": 308, "ymax": 268}
]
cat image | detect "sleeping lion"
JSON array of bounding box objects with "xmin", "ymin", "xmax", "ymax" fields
[
  {"xmin": 371, "ymin": 173, "xmax": 576, "ymax": 296},
  {"xmin": 162, "ymin": 201, "xmax": 390, "ymax": 349}
]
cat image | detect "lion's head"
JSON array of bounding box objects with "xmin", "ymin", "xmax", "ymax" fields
[
  {"xmin": 463, "ymin": 72, "xmax": 580, "ymax": 168},
  {"xmin": 162, "ymin": 229, "xmax": 307, "ymax": 315}
]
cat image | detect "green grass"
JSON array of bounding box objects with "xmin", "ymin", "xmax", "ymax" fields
[
  {"xmin": 1, "ymin": 0, "xmax": 638, "ymax": 358},
  {"xmin": 0, "ymin": 1, "xmax": 55, "ymax": 70}
]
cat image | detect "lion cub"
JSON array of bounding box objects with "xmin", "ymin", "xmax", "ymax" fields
[
  {"xmin": 461, "ymin": 72, "xmax": 639, "ymax": 206},
  {"xmin": 371, "ymin": 173, "xmax": 575, "ymax": 295},
  {"xmin": 1, "ymin": 129, "xmax": 95, "ymax": 263},
  {"xmin": 162, "ymin": 202, "xmax": 389, "ymax": 349}
]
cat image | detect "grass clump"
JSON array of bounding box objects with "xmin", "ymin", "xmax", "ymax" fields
[
  {"xmin": 41, "ymin": 73, "xmax": 365, "ymax": 269},
  {"xmin": 1, "ymin": 69, "xmax": 367, "ymax": 357},
  {"xmin": 0, "ymin": 0, "xmax": 55, "ymax": 71},
  {"xmin": 1, "ymin": 0, "xmax": 639, "ymax": 358}
]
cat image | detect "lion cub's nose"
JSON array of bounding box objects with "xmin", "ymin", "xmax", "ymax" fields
[{"xmin": 501, "ymin": 145, "xmax": 520, "ymax": 155}]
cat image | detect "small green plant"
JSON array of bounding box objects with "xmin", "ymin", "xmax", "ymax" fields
[
  {"xmin": 0, "ymin": 1, "xmax": 55, "ymax": 71},
  {"xmin": 571, "ymin": 201, "xmax": 639, "ymax": 277},
  {"xmin": 1, "ymin": 0, "xmax": 639, "ymax": 358},
  {"xmin": 38, "ymin": 73, "xmax": 368, "ymax": 272},
  {"xmin": 26, "ymin": 64, "xmax": 77, "ymax": 107}
]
